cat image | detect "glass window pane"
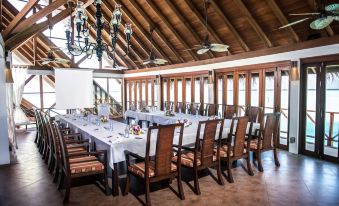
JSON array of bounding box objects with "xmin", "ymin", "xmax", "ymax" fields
[
  {"xmin": 177, "ymin": 79, "xmax": 182, "ymax": 102},
  {"xmin": 148, "ymin": 80, "xmax": 152, "ymax": 105},
  {"xmin": 280, "ymin": 70, "xmax": 289, "ymax": 146},
  {"xmin": 194, "ymin": 77, "xmax": 200, "ymax": 103},
  {"xmin": 204, "ymin": 77, "xmax": 210, "ymax": 104},
  {"xmin": 42, "ymin": 76, "xmax": 55, "ymax": 92},
  {"xmin": 265, "ymin": 71, "xmax": 275, "ymax": 114},
  {"xmin": 126, "ymin": 82, "xmax": 130, "ymax": 109},
  {"xmin": 251, "ymin": 73, "xmax": 259, "ymax": 107},
  {"xmin": 131, "ymin": 82, "xmax": 135, "ymax": 102},
  {"xmin": 185, "ymin": 79, "xmax": 191, "ymax": 103},
  {"xmin": 109, "ymin": 78, "xmax": 122, "ymax": 104},
  {"xmin": 136, "ymin": 81, "xmax": 140, "ymax": 108},
  {"xmin": 142, "ymin": 81, "xmax": 146, "ymax": 102},
  {"xmin": 23, "ymin": 94, "xmax": 41, "ymax": 108},
  {"xmin": 24, "ymin": 75, "xmax": 40, "ymax": 93},
  {"xmin": 170, "ymin": 79, "xmax": 175, "ymax": 102},
  {"xmin": 238, "ymin": 74, "xmax": 246, "ymax": 115},
  {"xmin": 43, "ymin": 93, "xmax": 56, "ymax": 108},
  {"xmin": 226, "ymin": 75, "xmax": 234, "ymax": 105},
  {"xmin": 163, "ymin": 79, "xmax": 167, "ymax": 102}
]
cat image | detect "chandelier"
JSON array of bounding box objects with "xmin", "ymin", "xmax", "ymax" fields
[{"xmin": 64, "ymin": 0, "xmax": 133, "ymax": 62}]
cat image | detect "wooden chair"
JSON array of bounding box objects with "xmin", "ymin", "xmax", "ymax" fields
[
  {"xmin": 33, "ymin": 109, "xmax": 41, "ymax": 144},
  {"xmin": 55, "ymin": 121, "xmax": 109, "ymax": 203},
  {"xmin": 245, "ymin": 106, "xmax": 262, "ymax": 123},
  {"xmin": 205, "ymin": 104, "xmax": 217, "ymax": 116},
  {"xmin": 48, "ymin": 119, "xmax": 90, "ymax": 183},
  {"xmin": 124, "ymin": 123, "xmax": 185, "ymax": 206},
  {"xmin": 172, "ymin": 119, "xmax": 224, "ymax": 195},
  {"xmin": 217, "ymin": 117, "xmax": 253, "ymax": 183},
  {"xmin": 176, "ymin": 102, "xmax": 186, "ymax": 113},
  {"xmin": 224, "ymin": 105, "xmax": 236, "ymax": 119},
  {"xmin": 189, "ymin": 103, "xmax": 200, "ymax": 115},
  {"xmin": 247, "ymin": 113, "xmax": 281, "ymax": 172}
]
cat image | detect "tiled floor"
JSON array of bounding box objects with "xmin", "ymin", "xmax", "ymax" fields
[{"xmin": 0, "ymin": 129, "xmax": 339, "ymax": 206}]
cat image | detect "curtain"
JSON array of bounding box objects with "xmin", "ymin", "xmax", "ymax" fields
[{"xmin": 12, "ymin": 66, "xmax": 29, "ymax": 127}]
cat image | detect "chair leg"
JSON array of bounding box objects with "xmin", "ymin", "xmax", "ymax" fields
[
  {"xmin": 124, "ymin": 173, "xmax": 130, "ymax": 195},
  {"xmin": 257, "ymin": 151, "xmax": 264, "ymax": 172},
  {"xmin": 177, "ymin": 173, "xmax": 185, "ymax": 200},
  {"xmin": 145, "ymin": 179, "xmax": 151, "ymax": 206},
  {"xmin": 104, "ymin": 171, "xmax": 109, "ymax": 195},
  {"xmin": 273, "ymin": 148, "xmax": 280, "ymax": 167},
  {"xmin": 53, "ymin": 165, "xmax": 59, "ymax": 183},
  {"xmin": 227, "ymin": 160, "xmax": 234, "ymax": 183},
  {"xmin": 63, "ymin": 176, "xmax": 71, "ymax": 203},
  {"xmin": 58, "ymin": 170, "xmax": 65, "ymax": 190},
  {"xmin": 246, "ymin": 155, "xmax": 254, "ymax": 176},
  {"xmin": 216, "ymin": 162, "xmax": 224, "ymax": 185},
  {"xmin": 193, "ymin": 168, "xmax": 201, "ymax": 195}
]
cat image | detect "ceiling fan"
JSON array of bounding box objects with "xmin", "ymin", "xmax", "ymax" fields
[
  {"xmin": 185, "ymin": 0, "xmax": 229, "ymax": 55},
  {"xmin": 135, "ymin": 28, "xmax": 168, "ymax": 65},
  {"xmin": 278, "ymin": 0, "xmax": 339, "ymax": 30},
  {"xmin": 104, "ymin": 61, "xmax": 128, "ymax": 70},
  {"xmin": 35, "ymin": 26, "xmax": 71, "ymax": 65}
]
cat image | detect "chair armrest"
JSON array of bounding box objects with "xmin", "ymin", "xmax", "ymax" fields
[
  {"xmin": 66, "ymin": 139, "xmax": 89, "ymax": 144},
  {"xmin": 64, "ymin": 133, "xmax": 82, "ymax": 140},
  {"xmin": 181, "ymin": 145, "xmax": 195, "ymax": 152},
  {"xmin": 125, "ymin": 151, "xmax": 145, "ymax": 161},
  {"xmin": 68, "ymin": 150, "xmax": 107, "ymax": 159}
]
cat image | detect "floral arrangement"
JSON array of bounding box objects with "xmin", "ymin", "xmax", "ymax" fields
[
  {"xmin": 141, "ymin": 107, "xmax": 150, "ymax": 113},
  {"xmin": 176, "ymin": 119, "xmax": 192, "ymax": 127},
  {"xmin": 208, "ymin": 116, "xmax": 219, "ymax": 120},
  {"xmin": 165, "ymin": 110, "xmax": 175, "ymax": 117},
  {"xmin": 100, "ymin": 115, "xmax": 109, "ymax": 123},
  {"xmin": 130, "ymin": 125, "xmax": 144, "ymax": 135}
]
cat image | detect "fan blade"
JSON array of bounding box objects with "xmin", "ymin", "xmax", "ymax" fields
[
  {"xmin": 210, "ymin": 44, "xmax": 229, "ymax": 52},
  {"xmin": 41, "ymin": 61, "xmax": 51, "ymax": 65},
  {"xmin": 325, "ymin": 4, "xmax": 339, "ymax": 12},
  {"xmin": 278, "ymin": 18, "xmax": 310, "ymax": 29},
  {"xmin": 154, "ymin": 59, "xmax": 168, "ymax": 65},
  {"xmin": 143, "ymin": 60, "xmax": 152, "ymax": 65},
  {"xmin": 183, "ymin": 48, "xmax": 199, "ymax": 51},
  {"xmin": 289, "ymin": 13, "xmax": 320, "ymax": 16},
  {"xmin": 197, "ymin": 48, "xmax": 210, "ymax": 55},
  {"xmin": 310, "ymin": 16, "xmax": 334, "ymax": 30}
]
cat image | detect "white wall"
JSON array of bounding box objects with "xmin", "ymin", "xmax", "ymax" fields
[{"xmin": 0, "ymin": 35, "xmax": 10, "ymax": 165}]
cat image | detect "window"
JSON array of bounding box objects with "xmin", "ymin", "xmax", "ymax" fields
[
  {"xmin": 226, "ymin": 74, "xmax": 234, "ymax": 105},
  {"xmin": 194, "ymin": 77, "xmax": 200, "ymax": 103},
  {"xmin": 185, "ymin": 78, "xmax": 191, "ymax": 103},
  {"xmin": 177, "ymin": 79, "xmax": 183, "ymax": 102}
]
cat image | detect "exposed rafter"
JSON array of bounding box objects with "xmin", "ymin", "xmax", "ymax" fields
[
  {"xmin": 209, "ymin": 0, "xmax": 250, "ymax": 52},
  {"xmin": 5, "ymin": 8, "xmax": 71, "ymax": 50},
  {"xmin": 1, "ymin": 0, "xmax": 39, "ymax": 39},
  {"xmin": 233, "ymin": 0, "xmax": 273, "ymax": 48},
  {"xmin": 112, "ymin": 0, "xmax": 175, "ymax": 64},
  {"xmin": 265, "ymin": 0, "xmax": 300, "ymax": 43},
  {"xmin": 143, "ymin": 0, "xmax": 199, "ymax": 61},
  {"xmin": 163, "ymin": 0, "xmax": 214, "ymax": 58},
  {"xmin": 11, "ymin": 0, "xmax": 68, "ymax": 34},
  {"xmin": 183, "ymin": 0, "xmax": 226, "ymax": 52}
]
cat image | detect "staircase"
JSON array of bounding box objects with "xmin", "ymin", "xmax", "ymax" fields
[{"xmin": 93, "ymin": 80, "xmax": 123, "ymax": 118}]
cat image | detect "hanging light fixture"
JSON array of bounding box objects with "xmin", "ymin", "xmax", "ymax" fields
[{"xmin": 64, "ymin": 0, "xmax": 133, "ymax": 62}]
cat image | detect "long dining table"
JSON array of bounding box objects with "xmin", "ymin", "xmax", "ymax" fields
[{"xmin": 57, "ymin": 111, "xmax": 260, "ymax": 195}]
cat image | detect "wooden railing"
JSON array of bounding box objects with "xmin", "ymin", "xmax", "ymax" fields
[
  {"xmin": 93, "ymin": 81, "xmax": 123, "ymax": 118},
  {"xmin": 305, "ymin": 109, "xmax": 339, "ymax": 147}
]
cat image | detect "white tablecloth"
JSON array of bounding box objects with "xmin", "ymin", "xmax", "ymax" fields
[{"xmin": 57, "ymin": 114, "xmax": 260, "ymax": 168}]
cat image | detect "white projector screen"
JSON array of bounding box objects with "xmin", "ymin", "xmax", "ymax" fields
[{"xmin": 55, "ymin": 68, "xmax": 94, "ymax": 109}]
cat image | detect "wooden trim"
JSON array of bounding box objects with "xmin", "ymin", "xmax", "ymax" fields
[
  {"xmin": 300, "ymin": 54, "xmax": 339, "ymax": 64},
  {"xmin": 161, "ymin": 70, "xmax": 208, "ymax": 78},
  {"xmin": 124, "ymin": 76, "xmax": 156, "ymax": 81},
  {"xmin": 124, "ymin": 35, "xmax": 339, "ymax": 74}
]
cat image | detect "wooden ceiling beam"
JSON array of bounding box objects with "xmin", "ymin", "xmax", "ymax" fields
[
  {"xmin": 12, "ymin": 0, "xmax": 68, "ymax": 34},
  {"xmin": 233, "ymin": 0, "xmax": 273, "ymax": 48},
  {"xmin": 5, "ymin": 8, "xmax": 71, "ymax": 51},
  {"xmin": 128, "ymin": 0, "xmax": 186, "ymax": 62},
  {"xmin": 85, "ymin": 9, "xmax": 136, "ymax": 69},
  {"xmin": 143, "ymin": 0, "xmax": 199, "ymax": 61},
  {"xmin": 112, "ymin": 0, "xmax": 174, "ymax": 64},
  {"xmin": 265, "ymin": 0, "xmax": 300, "ymax": 43},
  {"xmin": 2, "ymin": 0, "xmax": 39, "ymax": 39},
  {"xmin": 306, "ymin": 0, "xmax": 335, "ymax": 36},
  {"xmin": 210, "ymin": 0, "xmax": 250, "ymax": 52},
  {"xmin": 164, "ymin": 0, "xmax": 214, "ymax": 58},
  {"xmin": 183, "ymin": 0, "xmax": 225, "ymax": 49}
]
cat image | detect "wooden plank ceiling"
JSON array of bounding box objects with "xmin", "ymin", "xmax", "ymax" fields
[{"xmin": 1, "ymin": 0, "xmax": 338, "ymax": 70}]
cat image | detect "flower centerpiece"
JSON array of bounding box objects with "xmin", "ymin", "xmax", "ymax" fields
[
  {"xmin": 141, "ymin": 107, "xmax": 150, "ymax": 113},
  {"xmin": 100, "ymin": 115, "xmax": 109, "ymax": 123},
  {"xmin": 165, "ymin": 110, "xmax": 175, "ymax": 117},
  {"xmin": 176, "ymin": 118, "xmax": 192, "ymax": 127},
  {"xmin": 130, "ymin": 124, "xmax": 144, "ymax": 135}
]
